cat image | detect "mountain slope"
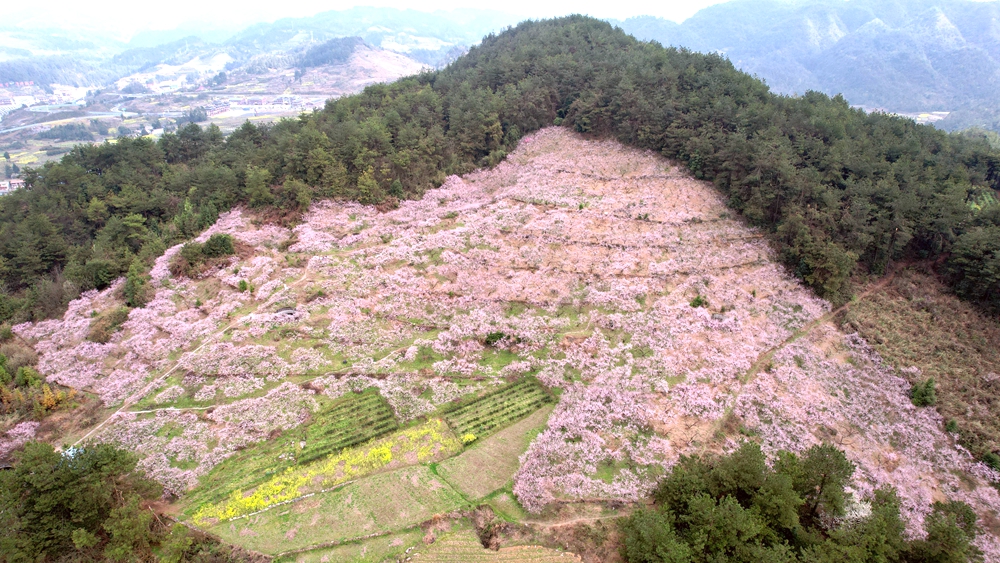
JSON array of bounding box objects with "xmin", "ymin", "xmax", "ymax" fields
[
  {"xmin": 9, "ymin": 128, "xmax": 1000, "ymax": 557},
  {"xmin": 2, "ymin": 15, "xmax": 1000, "ymax": 560},
  {"xmin": 224, "ymin": 7, "xmax": 522, "ymax": 66}
]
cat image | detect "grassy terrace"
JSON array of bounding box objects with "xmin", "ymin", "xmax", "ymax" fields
[
  {"xmin": 175, "ymin": 374, "xmax": 556, "ymax": 555},
  {"xmin": 443, "ymin": 379, "xmax": 553, "ymax": 441},
  {"xmin": 300, "ymin": 389, "xmax": 398, "ymax": 464}
]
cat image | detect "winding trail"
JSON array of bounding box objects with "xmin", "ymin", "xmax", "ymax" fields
[
  {"xmin": 72, "ymin": 250, "xmax": 317, "ymax": 447},
  {"xmin": 699, "ymin": 264, "xmax": 909, "ymax": 449},
  {"xmin": 740, "ymin": 265, "xmax": 905, "ymax": 385}
]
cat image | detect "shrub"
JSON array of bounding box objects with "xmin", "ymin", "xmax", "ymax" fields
[
  {"xmin": 87, "ymin": 307, "xmax": 130, "ymax": 343},
  {"xmin": 123, "ymin": 259, "xmax": 152, "ymax": 308},
  {"xmin": 169, "ymin": 234, "xmax": 235, "ymax": 278},
  {"xmin": 690, "ymin": 295, "xmax": 708, "ymax": 308},
  {"xmin": 180, "ymin": 242, "xmax": 204, "ymax": 264},
  {"xmin": 484, "ymin": 331, "xmax": 508, "ymax": 347},
  {"xmin": 202, "ymin": 233, "xmax": 234, "ymax": 257},
  {"xmin": 13, "ymin": 366, "xmax": 42, "ymax": 388},
  {"xmin": 0, "ymin": 342, "xmax": 38, "ymax": 372},
  {"xmin": 910, "ymin": 378, "xmax": 937, "ymax": 407},
  {"xmin": 983, "ymin": 452, "xmax": 1000, "ymax": 472}
]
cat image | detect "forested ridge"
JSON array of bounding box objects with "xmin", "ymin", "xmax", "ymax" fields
[{"xmin": 2, "ymin": 15, "xmax": 999, "ymax": 323}]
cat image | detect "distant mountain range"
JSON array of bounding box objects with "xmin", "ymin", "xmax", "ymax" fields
[
  {"xmin": 614, "ymin": 0, "xmax": 1000, "ymax": 131},
  {"xmin": 2, "ymin": 2, "xmax": 1000, "ymax": 131},
  {"xmin": 0, "ymin": 8, "xmax": 521, "ymax": 82}
]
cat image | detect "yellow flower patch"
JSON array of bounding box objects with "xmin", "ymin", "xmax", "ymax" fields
[{"xmin": 191, "ymin": 419, "xmax": 461, "ymax": 525}]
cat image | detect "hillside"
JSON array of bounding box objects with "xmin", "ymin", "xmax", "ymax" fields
[
  {"xmin": 617, "ymin": 0, "xmax": 1000, "ymax": 129},
  {"xmin": 6, "ymin": 1, "xmax": 1000, "ymax": 134},
  {"xmin": 5, "ymin": 127, "xmax": 999, "ymax": 559},
  {"xmin": 5, "ymin": 16, "xmax": 999, "ymax": 328},
  {"xmin": 0, "ymin": 15, "xmax": 999, "ymax": 561}
]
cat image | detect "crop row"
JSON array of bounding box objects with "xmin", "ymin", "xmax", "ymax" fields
[
  {"xmin": 442, "ymin": 379, "xmax": 539, "ymax": 416},
  {"xmin": 444, "ymin": 379, "xmax": 551, "ymax": 438},
  {"xmin": 300, "ymin": 391, "xmax": 399, "ymax": 464},
  {"xmin": 446, "ymin": 392, "xmax": 546, "ymax": 427},
  {"xmin": 191, "ymin": 391, "xmax": 399, "ymax": 506},
  {"xmin": 444, "ymin": 380, "xmax": 544, "ymax": 421}
]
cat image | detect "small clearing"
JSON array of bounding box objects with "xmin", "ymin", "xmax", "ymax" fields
[{"xmin": 438, "ymin": 405, "xmax": 553, "ymax": 500}]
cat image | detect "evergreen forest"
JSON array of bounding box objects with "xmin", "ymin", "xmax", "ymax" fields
[{"xmin": 2, "ymin": 16, "xmax": 998, "ymax": 323}]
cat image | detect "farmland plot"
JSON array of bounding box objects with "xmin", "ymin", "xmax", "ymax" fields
[
  {"xmin": 182, "ymin": 389, "xmax": 399, "ymax": 511},
  {"xmin": 299, "ymin": 389, "xmax": 399, "ymax": 464},
  {"xmin": 411, "ymin": 529, "xmax": 582, "ymax": 562},
  {"xmin": 210, "ymin": 465, "xmax": 464, "ymax": 554},
  {"xmin": 191, "ymin": 418, "xmax": 461, "ymax": 524},
  {"xmin": 438, "ymin": 405, "xmax": 553, "ymax": 500},
  {"xmin": 15, "ymin": 127, "xmax": 1000, "ymax": 558},
  {"xmin": 444, "ymin": 379, "xmax": 552, "ymax": 441},
  {"xmin": 282, "ymin": 529, "xmax": 425, "ymax": 563}
]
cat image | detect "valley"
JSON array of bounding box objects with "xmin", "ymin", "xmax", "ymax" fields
[{"xmin": 0, "ymin": 42, "xmax": 427, "ymax": 172}]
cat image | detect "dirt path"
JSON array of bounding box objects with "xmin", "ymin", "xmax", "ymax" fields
[
  {"xmin": 740, "ymin": 265, "xmax": 904, "ymax": 385},
  {"xmin": 521, "ymin": 514, "xmax": 623, "ymax": 529},
  {"xmin": 73, "ymin": 250, "xmax": 317, "ymax": 447},
  {"xmin": 696, "ymin": 265, "xmax": 908, "ymax": 451}
]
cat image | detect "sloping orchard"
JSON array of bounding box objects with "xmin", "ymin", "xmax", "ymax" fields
[{"xmin": 14, "ymin": 129, "xmax": 1000, "ymax": 559}]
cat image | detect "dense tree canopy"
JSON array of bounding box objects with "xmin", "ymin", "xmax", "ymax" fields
[
  {"xmin": 619, "ymin": 443, "xmax": 984, "ymax": 563},
  {"xmin": 0, "ymin": 442, "xmax": 264, "ymax": 562},
  {"xmin": 2, "ymin": 16, "xmax": 998, "ymax": 323},
  {"xmin": 0, "ymin": 442, "xmax": 161, "ymax": 560}
]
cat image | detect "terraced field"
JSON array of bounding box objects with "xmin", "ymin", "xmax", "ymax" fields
[
  {"xmin": 276, "ymin": 529, "xmax": 425, "ymax": 563},
  {"xmin": 300, "ymin": 389, "xmax": 398, "ymax": 464},
  {"xmin": 412, "ymin": 530, "xmax": 582, "ymax": 562},
  {"xmin": 444, "ymin": 379, "xmax": 552, "ymax": 440},
  {"xmin": 184, "ymin": 389, "xmax": 399, "ymax": 510},
  {"xmin": 438, "ymin": 406, "xmax": 553, "ymax": 500},
  {"xmin": 210, "ymin": 465, "xmax": 465, "ymax": 555},
  {"xmin": 190, "ymin": 418, "xmax": 462, "ymax": 524}
]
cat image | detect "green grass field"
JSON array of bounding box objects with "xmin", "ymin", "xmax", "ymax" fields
[
  {"xmin": 183, "ymin": 426, "xmax": 304, "ymax": 512},
  {"xmin": 210, "ymin": 465, "xmax": 466, "ymax": 554},
  {"xmin": 443, "ymin": 379, "xmax": 551, "ymax": 440},
  {"xmin": 437, "ymin": 405, "xmax": 552, "ymax": 500},
  {"xmin": 182, "ymin": 389, "xmax": 399, "ymax": 512}
]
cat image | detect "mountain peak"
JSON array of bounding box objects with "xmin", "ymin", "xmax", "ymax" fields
[{"xmin": 905, "ymin": 6, "xmax": 966, "ymax": 48}]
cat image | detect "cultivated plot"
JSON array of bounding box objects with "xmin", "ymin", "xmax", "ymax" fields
[
  {"xmin": 210, "ymin": 465, "xmax": 464, "ymax": 554},
  {"xmin": 438, "ymin": 405, "xmax": 553, "ymax": 500}
]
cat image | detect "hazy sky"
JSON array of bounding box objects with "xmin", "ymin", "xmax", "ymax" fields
[{"xmin": 7, "ymin": 0, "xmax": 732, "ymax": 37}]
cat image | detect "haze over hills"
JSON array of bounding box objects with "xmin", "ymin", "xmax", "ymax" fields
[
  {"xmin": 3, "ymin": 1, "xmax": 1000, "ymax": 131},
  {"xmin": 616, "ymin": 0, "xmax": 1000, "ymax": 130},
  {"xmin": 0, "ymin": 7, "xmax": 522, "ymax": 86}
]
